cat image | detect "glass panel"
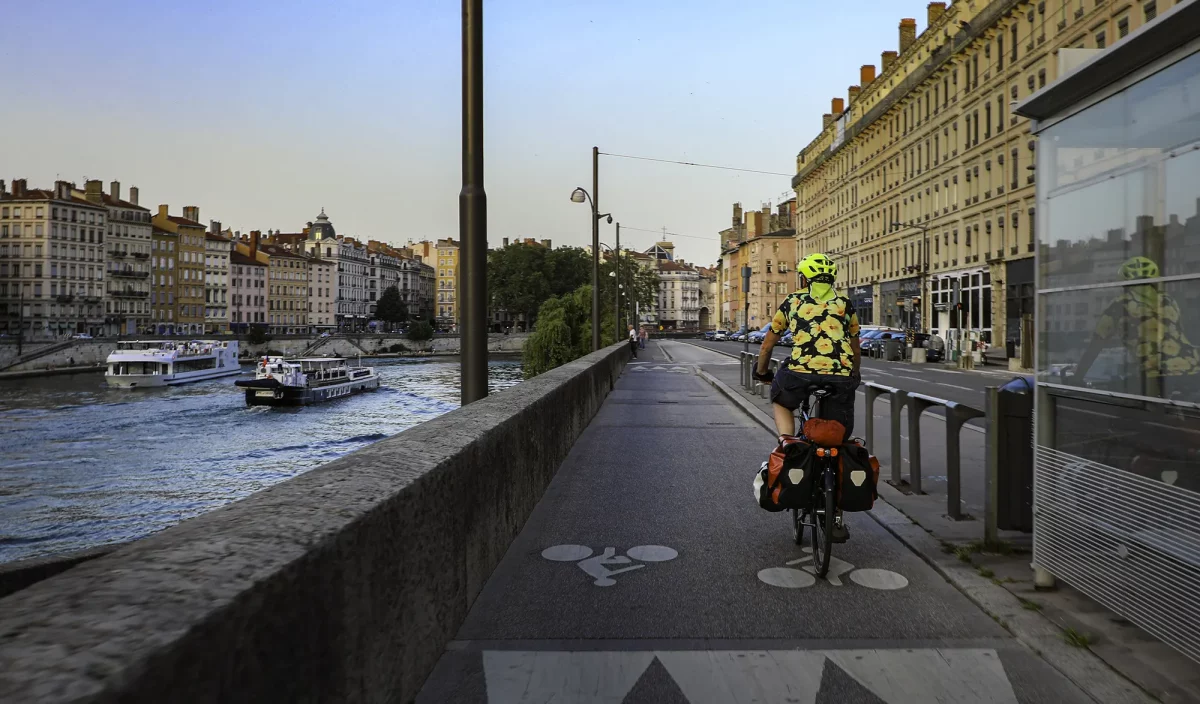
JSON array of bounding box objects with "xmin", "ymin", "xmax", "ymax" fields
[
  {"xmin": 1049, "ymin": 389, "xmax": 1200, "ymax": 492},
  {"xmin": 1040, "ymin": 51, "xmax": 1200, "ymax": 290},
  {"xmin": 1039, "ymin": 281, "xmax": 1200, "ymax": 401}
]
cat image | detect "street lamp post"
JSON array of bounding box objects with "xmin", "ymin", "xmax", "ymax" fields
[
  {"xmin": 570, "ymin": 186, "xmax": 611, "ymax": 350},
  {"xmin": 460, "ymin": 0, "xmax": 487, "ymax": 404},
  {"xmin": 892, "ymin": 220, "xmax": 930, "ymax": 335},
  {"xmin": 598, "ymin": 242, "xmax": 621, "ymax": 344}
]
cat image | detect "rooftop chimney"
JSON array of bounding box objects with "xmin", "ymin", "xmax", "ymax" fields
[
  {"xmin": 848, "ymin": 85, "xmax": 861, "ymax": 104},
  {"xmin": 210, "ymin": 220, "xmax": 221, "ymax": 235},
  {"xmin": 860, "ymin": 64, "xmax": 877, "ymax": 86},
  {"xmin": 11, "ymin": 179, "xmax": 27, "ymax": 197},
  {"xmin": 832, "ymin": 97, "xmax": 845, "ymax": 115},
  {"xmin": 158, "ymin": 205, "xmax": 170, "ymax": 220},
  {"xmin": 250, "ymin": 230, "xmax": 261, "ymax": 258},
  {"xmin": 733, "ymin": 202, "xmax": 743, "ymax": 227},
  {"xmin": 503, "ymin": 237, "xmax": 509, "ymax": 247},
  {"xmin": 129, "ymin": 186, "xmax": 139, "ymax": 206},
  {"xmin": 182, "ymin": 206, "xmax": 199, "ymax": 223},
  {"xmin": 823, "ymin": 113, "xmax": 834, "ymax": 128},
  {"xmin": 0, "ymin": 180, "xmax": 5, "ymax": 196},
  {"xmin": 900, "ymin": 18, "xmax": 918, "ymax": 54},
  {"xmin": 109, "ymin": 181, "xmax": 121, "ymax": 202},
  {"xmin": 882, "ymin": 50, "xmax": 898, "ymax": 71},
  {"xmin": 84, "ymin": 179, "xmax": 103, "ymax": 204},
  {"xmin": 542, "ymin": 239, "xmax": 551, "ymax": 248},
  {"xmin": 56, "ymin": 181, "xmax": 73, "ymax": 200},
  {"xmin": 927, "ymin": 2, "xmax": 946, "ymax": 26}
]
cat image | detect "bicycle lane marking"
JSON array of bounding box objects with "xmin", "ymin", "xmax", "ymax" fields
[{"xmin": 757, "ymin": 547, "xmax": 909, "ymax": 591}]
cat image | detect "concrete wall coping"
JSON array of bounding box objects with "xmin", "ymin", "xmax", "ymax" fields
[{"xmin": 0, "ymin": 342, "xmax": 629, "ymax": 703}]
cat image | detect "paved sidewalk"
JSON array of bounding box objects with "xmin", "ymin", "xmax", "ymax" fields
[
  {"xmin": 418, "ymin": 341, "xmax": 1127, "ymax": 703},
  {"xmin": 680, "ymin": 341, "xmax": 1198, "ymax": 704}
]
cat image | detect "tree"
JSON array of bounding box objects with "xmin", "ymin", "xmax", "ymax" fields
[
  {"xmin": 489, "ymin": 244, "xmax": 591, "ymax": 329},
  {"xmin": 522, "ymin": 285, "xmax": 594, "ymax": 378},
  {"xmin": 376, "ymin": 285, "xmax": 407, "ymax": 331},
  {"xmin": 246, "ymin": 325, "xmax": 271, "ymax": 345},
  {"xmin": 407, "ymin": 320, "xmax": 434, "ymax": 342},
  {"xmin": 596, "ymin": 256, "xmax": 659, "ymax": 340}
]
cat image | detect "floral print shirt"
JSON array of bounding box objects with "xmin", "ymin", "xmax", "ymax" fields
[
  {"xmin": 1095, "ymin": 287, "xmax": 1200, "ymax": 377},
  {"xmin": 769, "ymin": 288, "xmax": 861, "ymax": 375}
]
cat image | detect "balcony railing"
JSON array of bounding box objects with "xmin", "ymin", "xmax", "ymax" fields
[
  {"xmin": 111, "ymin": 269, "xmax": 149, "ymax": 279},
  {"xmin": 108, "ymin": 250, "xmax": 127, "ymax": 258},
  {"xmin": 111, "ymin": 288, "xmax": 149, "ymax": 299},
  {"xmin": 56, "ymin": 294, "xmax": 74, "ymax": 303},
  {"xmin": 131, "ymin": 252, "xmax": 149, "ymax": 259}
]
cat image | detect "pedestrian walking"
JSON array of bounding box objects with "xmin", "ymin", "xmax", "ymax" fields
[
  {"xmin": 628, "ymin": 324, "xmax": 638, "ymax": 359},
  {"xmin": 638, "ymin": 326, "xmax": 647, "ymax": 350}
]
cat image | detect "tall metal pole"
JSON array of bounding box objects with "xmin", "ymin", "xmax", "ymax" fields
[
  {"xmin": 614, "ymin": 223, "xmax": 621, "ymax": 344},
  {"xmin": 460, "ymin": 0, "xmax": 487, "ymax": 404},
  {"xmin": 591, "ymin": 146, "xmax": 601, "ymax": 351}
]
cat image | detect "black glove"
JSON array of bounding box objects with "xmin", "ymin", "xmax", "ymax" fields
[{"xmin": 753, "ymin": 368, "xmax": 775, "ymax": 383}]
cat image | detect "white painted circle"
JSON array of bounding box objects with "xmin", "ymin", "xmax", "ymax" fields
[
  {"xmin": 757, "ymin": 567, "xmax": 817, "ymax": 589},
  {"xmin": 627, "ymin": 545, "xmax": 678, "ymax": 562},
  {"xmin": 849, "ymin": 568, "xmax": 909, "ymax": 590},
  {"xmin": 541, "ymin": 544, "xmax": 592, "ymax": 562}
]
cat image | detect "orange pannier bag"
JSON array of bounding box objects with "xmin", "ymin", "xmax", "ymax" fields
[{"xmin": 754, "ymin": 435, "xmax": 817, "ymax": 512}]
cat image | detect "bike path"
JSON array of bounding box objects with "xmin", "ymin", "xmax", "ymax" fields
[{"xmin": 417, "ymin": 342, "xmax": 1092, "ymax": 703}]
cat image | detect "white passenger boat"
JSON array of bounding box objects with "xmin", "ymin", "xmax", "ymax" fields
[
  {"xmin": 105, "ymin": 340, "xmax": 241, "ymax": 388},
  {"xmin": 235, "ymin": 356, "xmax": 380, "ymax": 406}
]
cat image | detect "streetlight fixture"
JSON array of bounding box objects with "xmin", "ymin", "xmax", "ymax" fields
[{"xmin": 569, "ymin": 185, "xmax": 612, "ymax": 351}]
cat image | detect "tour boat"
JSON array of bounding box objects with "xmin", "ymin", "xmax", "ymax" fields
[
  {"xmin": 105, "ymin": 340, "xmax": 241, "ymax": 388},
  {"xmin": 235, "ymin": 356, "xmax": 380, "ymax": 406}
]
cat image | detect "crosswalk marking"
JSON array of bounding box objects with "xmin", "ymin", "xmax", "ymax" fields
[
  {"xmin": 478, "ymin": 649, "xmax": 1019, "ymax": 703},
  {"xmin": 628, "ymin": 365, "xmax": 692, "ymax": 373}
]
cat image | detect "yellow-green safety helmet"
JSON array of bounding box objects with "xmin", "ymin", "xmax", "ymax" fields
[
  {"xmin": 799, "ymin": 253, "xmax": 838, "ymax": 283},
  {"xmin": 1119, "ymin": 256, "xmax": 1159, "ymax": 280}
]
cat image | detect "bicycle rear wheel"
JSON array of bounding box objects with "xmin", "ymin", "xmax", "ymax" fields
[{"xmin": 809, "ymin": 468, "xmax": 835, "ymax": 578}]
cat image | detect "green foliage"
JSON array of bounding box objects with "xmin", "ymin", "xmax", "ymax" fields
[
  {"xmin": 376, "ymin": 286, "xmax": 407, "ymax": 326},
  {"xmin": 1062, "ymin": 628, "xmax": 1092, "ymax": 647},
  {"xmin": 246, "ymin": 325, "xmax": 271, "ymax": 345},
  {"xmin": 597, "ymin": 255, "xmax": 659, "ymax": 336},
  {"xmin": 522, "ymin": 285, "xmax": 595, "ymax": 378},
  {"xmin": 407, "ymin": 320, "xmax": 434, "ymax": 342},
  {"xmin": 488, "ymin": 244, "xmax": 592, "ymax": 327},
  {"xmin": 387, "ymin": 343, "xmax": 408, "ymax": 353}
]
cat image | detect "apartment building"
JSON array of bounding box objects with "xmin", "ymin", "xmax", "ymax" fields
[
  {"xmin": 258, "ymin": 239, "xmax": 310, "ymax": 335},
  {"xmin": 0, "ymin": 179, "xmax": 108, "ymax": 338},
  {"xmin": 656, "ymin": 259, "xmax": 702, "ymax": 331},
  {"xmin": 791, "ymin": 0, "xmax": 1175, "ymax": 354},
  {"xmin": 301, "ymin": 209, "xmax": 368, "ymax": 330},
  {"xmin": 229, "ymin": 248, "xmax": 267, "ymax": 332},
  {"xmin": 74, "ymin": 180, "xmax": 151, "ymax": 336},
  {"xmin": 150, "ymin": 226, "xmax": 178, "ymax": 333},
  {"xmin": 414, "ymin": 238, "xmax": 459, "ymax": 327},
  {"xmin": 309, "ymin": 254, "xmax": 335, "ymax": 332},
  {"xmin": 718, "ymin": 201, "xmax": 796, "ymax": 330},
  {"xmin": 152, "ymin": 205, "xmax": 206, "ymax": 335},
  {"xmin": 204, "ymin": 222, "xmax": 232, "ymax": 334}
]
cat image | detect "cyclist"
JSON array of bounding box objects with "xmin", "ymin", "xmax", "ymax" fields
[
  {"xmin": 754, "ymin": 252, "xmax": 861, "ymax": 541},
  {"xmin": 1073, "ymin": 255, "xmax": 1200, "ymax": 398}
]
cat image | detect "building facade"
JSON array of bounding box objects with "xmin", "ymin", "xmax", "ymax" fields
[
  {"xmin": 302, "ymin": 210, "xmax": 368, "ymax": 331},
  {"xmin": 150, "ymin": 226, "xmax": 178, "ymax": 334},
  {"xmin": 696, "ymin": 266, "xmax": 718, "ymax": 330},
  {"xmin": 229, "ymin": 249, "xmax": 267, "ymax": 332},
  {"xmin": 152, "ymin": 205, "xmax": 206, "ymax": 335},
  {"xmin": 0, "ymin": 180, "xmax": 108, "ymax": 338},
  {"xmin": 790, "ymin": 1, "xmax": 1150, "ymax": 358},
  {"xmin": 367, "ymin": 240, "xmax": 403, "ymax": 323},
  {"xmin": 75, "ymin": 180, "xmax": 151, "ymax": 336},
  {"xmin": 204, "ymin": 223, "xmax": 232, "ymax": 334},
  {"xmin": 259, "ymin": 240, "xmax": 310, "ymax": 334},
  {"xmin": 308, "ymin": 254, "xmax": 335, "ymax": 331},
  {"xmin": 656, "ymin": 260, "xmax": 702, "ymax": 331},
  {"xmin": 718, "ymin": 201, "xmax": 797, "ymax": 330}
]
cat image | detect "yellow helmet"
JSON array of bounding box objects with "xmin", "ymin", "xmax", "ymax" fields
[
  {"xmin": 1119, "ymin": 256, "xmax": 1159, "ymax": 280},
  {"xmin": 799, "ymin": 253, "xmax": 837, "ymax": 284}
]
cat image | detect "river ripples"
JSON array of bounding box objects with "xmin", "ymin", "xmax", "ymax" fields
[{"xmin": 0, "ymin": 358, "xmax": 522, "ymax": 563}]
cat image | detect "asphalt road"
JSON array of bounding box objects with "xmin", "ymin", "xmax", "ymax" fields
[{"xmin": 417, "ymin": 342, "xmax": 1091, "ymax": 703}]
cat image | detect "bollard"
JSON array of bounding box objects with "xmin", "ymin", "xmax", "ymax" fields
[
  {"xmin": 741, "ymin": 352, "xmax": 753, "ymax": 389},
  {"xmin": 906, "ymin": 394, "xmax": 939, "ymax": 494},
  {"xmin": 863, "ymin": 382, "xmax": 901, "ymax": 458}
]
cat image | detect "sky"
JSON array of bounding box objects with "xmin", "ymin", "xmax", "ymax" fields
[{"xmin": 4, "ymin": 0, "xmax": 926, "ymax": 266}]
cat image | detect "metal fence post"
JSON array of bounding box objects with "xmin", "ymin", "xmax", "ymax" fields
[
  {"xmin": 888, "ymin": 389, "xmax": 907, "ymax": 485},
  {"xmin": 984, "ymin": 386, "xmax": 1000, "ymax": 543},
  {"xmin": 944, "ymin": 401, "xmax": 985, "ymax": 519},
  {"xmin": 905, "ymin": 394, "xmax": 937, "ymax": 494},
  {"xmin": 750, "ymin": 354, "xmax": 759, "ymax": 393}
]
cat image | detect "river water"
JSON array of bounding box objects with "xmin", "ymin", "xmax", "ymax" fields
[{"xmin": 0, "ymin": 358, "xmax": 523, "ymax": 563}]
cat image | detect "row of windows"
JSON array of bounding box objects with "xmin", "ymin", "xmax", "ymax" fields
[
  {"xmin": 0, "ymin": 223, "xmax": 103, "ymax": 243},
  {"xmin": 1, "ymin": 206, "xmax": 104, "ymax": 225}
]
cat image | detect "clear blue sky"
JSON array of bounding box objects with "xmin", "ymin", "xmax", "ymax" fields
[{"xmin": 4, "ymin": 0, "xmax": 926, "ymax": 265}]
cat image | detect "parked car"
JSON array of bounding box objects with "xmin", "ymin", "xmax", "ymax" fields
[
  {"xmin": 713, "ymin": 330, "xmax": 729, "ymax": 341},
  {"xmin": 729, "ymin": 328, "xmax": 748, "ymax": 342},
  {"xmin": 859, "ymin": 328, "xmax": 904, "ymax": 355},
  {"xmin": 780, "ymin": 331, "xmax": 794, "ymax": 347},
  {"xmin": 747, "ymin": 323, "xmax": 773, "ymax": 344},
  {"xmin": 703, "ymin": 330, "xmax": 717, "ymax": 341}
]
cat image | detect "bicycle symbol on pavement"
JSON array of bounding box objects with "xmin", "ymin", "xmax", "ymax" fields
[
  {"xmin": 542, "ymin": 544, "xmax": 678, "ymax": 587},
  {"xmin": 757, "ymin": 548, "xmax": 909, "ymax": 590}
]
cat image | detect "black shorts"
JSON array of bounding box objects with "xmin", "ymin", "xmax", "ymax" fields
[{"xmin": 770, "ymin": 368, "xmax": 859, "ymax": 438}]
